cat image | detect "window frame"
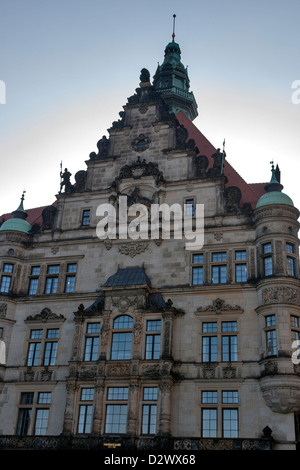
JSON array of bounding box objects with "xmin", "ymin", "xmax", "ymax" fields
[{"xmin": 110, "ymin": 315, "xmax": 133, "ymax": 361}]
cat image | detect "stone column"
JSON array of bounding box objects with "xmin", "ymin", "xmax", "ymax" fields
[
  {"xmin": 162, "ymin": 311, "xmax": 173, "ymax": 359},
  {"xmin": 158, "ymin": 380, "xmax": 173, "ymax": 436},
  {"xmin": 92, "ymin": 378, "xmax": 105, "ymax": 435},
  {"xmin": 62, "ymin": 379, "xmax": 78, "ymax": 434},
  {"xmin": 127, "ymin": 381, "xmax": 141, "ymax": 436}
]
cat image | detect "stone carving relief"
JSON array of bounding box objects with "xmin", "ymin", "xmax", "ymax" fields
[
  {"xmin": 262, "ymin": 286, "xmax": 300, "ymax": 305},
  {"xmin": 118, "ymin": 242, "xmax": 149, "ymax": 258},
  {"xmin": 0, "ymin": 303, "xmax": 7, "ymax": 318},
  {"xmin": 112, "ymin": 156, "xmax": 165, "ymax": 188},
  {"xmin": 111, "ymin": 296, "xmax": 138, "ymax": 313}
]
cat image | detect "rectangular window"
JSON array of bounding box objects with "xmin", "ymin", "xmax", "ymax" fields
[
  {"xmin": 17, "ymin": 409, "xmax": 32, "ymax": 435},
  {"xmin": 145, "ymin": 320, "xmax": 161, "ymax": 360},
  {"xmin": 111, "ymin": 332, "xmax": 132, "ymax": 360},
  {"xmin": 192, "ymin": 254, "xmax": 204, "ymax": 286},
  {"xmin": 0, "ymin": 275, "xmax": 11, "ymax": 293},
  {"xmin": 202, "ymin": 391, "xmax": 218, "ymax": 404},
  {"xmin": 202, "ymin": 336, "xmax": 217, "ymax": 362},
  {"xmin": 222, "ymin": 321, "xmax": 237, "ymax": 332},
  {"xmin": 202, "ymin": 409, "xmax": 217, "ymax": 438},
  {"xmin": 43, "ymin": 341, "xmax": 58, "ymax": 366},
  {"xmin": 65, "ymin": 263, "xmax": 77, "ymax": 293},
  {"xmin": 291, "ymin": 316, "xmax": 300, "ymax": 328},
  {"xmin": 45, "ymin": 265, "xmax": 60, "ymax": 294},
  {"xmin": 28, "ymin": 266, "xmax": 40, "ymax": 295},
  {"xmin": 223, "ymin": 409, "xmax": 238, "ymax": 438},
  {"xmin": 202, "ymin": 322, "xmax": 218, "ymax": 333},
  {"xmin": 77, "ymin": 388, "xmax": 94, "ymax": 434},
  {"xmin": 266, "ymin": 330, "xmax": 277, "ymax": 356},
  {"xmin": 82, "ymin": 210, "xmax": 90, "ymax": 226},
  {"xmin": 3, "ymin": 263, "xmax": 13, "ymax": 273},
  {"xmin": 81, "ymin": 388, "xmax": 95, "ymax": 401},
  {"xmin": 84, "ymin": 323, "xmax": 100, "ymax": 361},
  {"xmin": 222, "ymin": 335, "xmax": 237, "ymax": 362},
  {"xmin": 142, "ymin": 405, "xmax": 157, "ymax": 435},
  {"xmin": 222, "ymin": 391, "xmax": 239, "ymax": 404},
  {"xmin": 105, "ymin": 405, "xmax": 127, "ymax": 434},
  {"xmin": 38, "ymin": 392, "xmax": 52, "ymax": 404},
  {"xmin": 45, "ymin": 277, "xmax": 59, "ymax": 294},
  {"xmin": 107, "ymin": 387, "xmax": 129, "ymax": 401},
  {"xmin": 143, "ymin": 387, "xmax": 158, "ymax": 401},
  {"xmin": 212, "ymin": 252, "xmax": 227, "ymax": 262},
  {"xmin": 47, "ymin": 265, "xmax": 60, "ymax": 274},
  {"xmin": 78, "ymin": 405, "xmax": 93, "ymax": 434},
  {"xmin": 235, "ymin": 251, "xmax": 247, "ymax": 261},
  {"xmin": 235, "ymin": 264, "xmax": 247, "ymax": 282},
  {"xmin": 185, "ymin": 199, "xmax": 195, "ymax": 216},
  {"xmin": 264, "ymin": 257, "xmax": 273, "ymax": 276},
  {"xmin": 34, "ymin": 409, "xmax": 49, "ymax": 435},
  {"xmin": 27, "ymin": 342, "xmax": 41, "ymax": 366},
  {"xmin": 266, "ymin": 315, "xmax": 276, "ymax": 327},
  {"xmin": 28, "ymin": 278, "xmax": 39, "ymax": 295},
  {"xmin": 263, "ymin": 243, "xmax": 272, "ymax": 254},
  {"xmin": 212, "ymin": 265, "xmax": 227, "ymax": 284},
  {"xmin": 288, "ymin": 257, "xmax": 295, "ymax": 277},
  {"xmin": 286, "ymin": 243, "xmax": 294, "ymax": 254}
]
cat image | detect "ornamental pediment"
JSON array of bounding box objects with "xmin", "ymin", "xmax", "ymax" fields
[
  {"xmin": 195, "ymin": 298, "xmax": 244, "ymax": 315},
  {"xmin": 25, "ymin": 308, "xmax": 65, "ymax": 323}
]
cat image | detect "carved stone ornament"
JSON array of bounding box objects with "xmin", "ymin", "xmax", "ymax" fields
[
  {"xmin": 196, "ymin": 298, "xmax": 243, "ymax": 315},
  {"xmin": 42, "ymin": 205, "xmax": 57, "ymax": 231},
  {"xmin": 112, "ymin": 156, "xmax": 165, "ymax": 188},
  {"xmin": 106, "ymin": 363, "xmax": 131, "ymax": 377},
  {"xmin": 262, "ymin": 286, "xmax": 300, "ymax": 305},
  {"xmin": 111, "ymin": 296, "xmax": 137, "ymax": 313},
  {"xmin": 25, "ymin": 308, "xmax": 65, "ymax": 323},
  {"xmin": 0, "ymin": 303, "xmax": 7, "ymax": 318},
  {"xmin": 131, "ymin": 134, "xmax": 151, "ymax": 152},
  {"xmin": 89, "ymin": 135, "xmax": 110, "ymax": 160},
  {"xmin": 119, "ymin": 242, "xmax": 149, "ymax": 258}
]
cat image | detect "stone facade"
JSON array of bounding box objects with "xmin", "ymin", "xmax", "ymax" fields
[{"xmin": 0, "ymin": 39, "xmax": 299, "ymax": 451}]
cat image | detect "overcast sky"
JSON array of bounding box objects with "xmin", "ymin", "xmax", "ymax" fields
[{"xmin": 0, "ymin": 0, "xmax": 299, "ymax": 216}]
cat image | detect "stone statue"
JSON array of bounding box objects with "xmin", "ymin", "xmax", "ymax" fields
[{"xmin": 60, "ymin": 168, "xmax": 73, "ymax": 193}]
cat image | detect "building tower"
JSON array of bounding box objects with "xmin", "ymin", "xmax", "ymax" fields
[{"xmin": 254, "ymin": 164, "xmax": 300, "ymax": 440}]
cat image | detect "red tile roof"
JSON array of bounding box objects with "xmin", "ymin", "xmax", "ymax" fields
[
  {"xmin": 0, "ymin": 201, "xmax": 57, "ymax": 227},
  {"xmin": 176, "ymin": 111, "xmax": 267, "ymax": 209}
]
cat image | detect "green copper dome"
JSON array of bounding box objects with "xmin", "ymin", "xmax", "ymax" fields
[
  {"xmin": 256, "ymin": 191, "xmax": 294, "ymax": 208},
  {"xmin": 0, "ymin": 218, "xmax": 32, "ymax": 233},
  {"xmin": 0, "ymin": 193, "xmax": 32, "ymax": 234},
  {"xmin": 256, "ymin": 164, "xmax": 294, "ymax": 208}
]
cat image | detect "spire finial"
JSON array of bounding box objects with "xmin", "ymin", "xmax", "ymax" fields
[{"xmin": 172, "ymin": 14, "xmax": 176, "ymax": 42}]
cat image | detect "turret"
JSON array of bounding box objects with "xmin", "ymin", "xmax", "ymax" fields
[{"xmin": 254, "ymin": 164, "xmax": 300, "ymax": 414}]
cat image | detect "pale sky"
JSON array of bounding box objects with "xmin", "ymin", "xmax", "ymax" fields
[{"xmin": 0, "ymin": 0, "xmax": 300, "ymax": 216}]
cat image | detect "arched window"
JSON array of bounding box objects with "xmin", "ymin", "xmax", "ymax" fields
[{"xmin": 111, "ymin": 315, "xmax": 133, "ymax": 360}]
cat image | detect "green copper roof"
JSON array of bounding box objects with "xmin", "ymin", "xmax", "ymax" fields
[
  {"xmin": 0, "ymin": 218, "xmax": 32, "ymax": 233},
  {"xmin": 256, "ymin": 191, "xmax": 294, "ymax": 208},
  {"xmin": 0, "ymin": 192, "xmax": 32, "ymax": 234}
]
